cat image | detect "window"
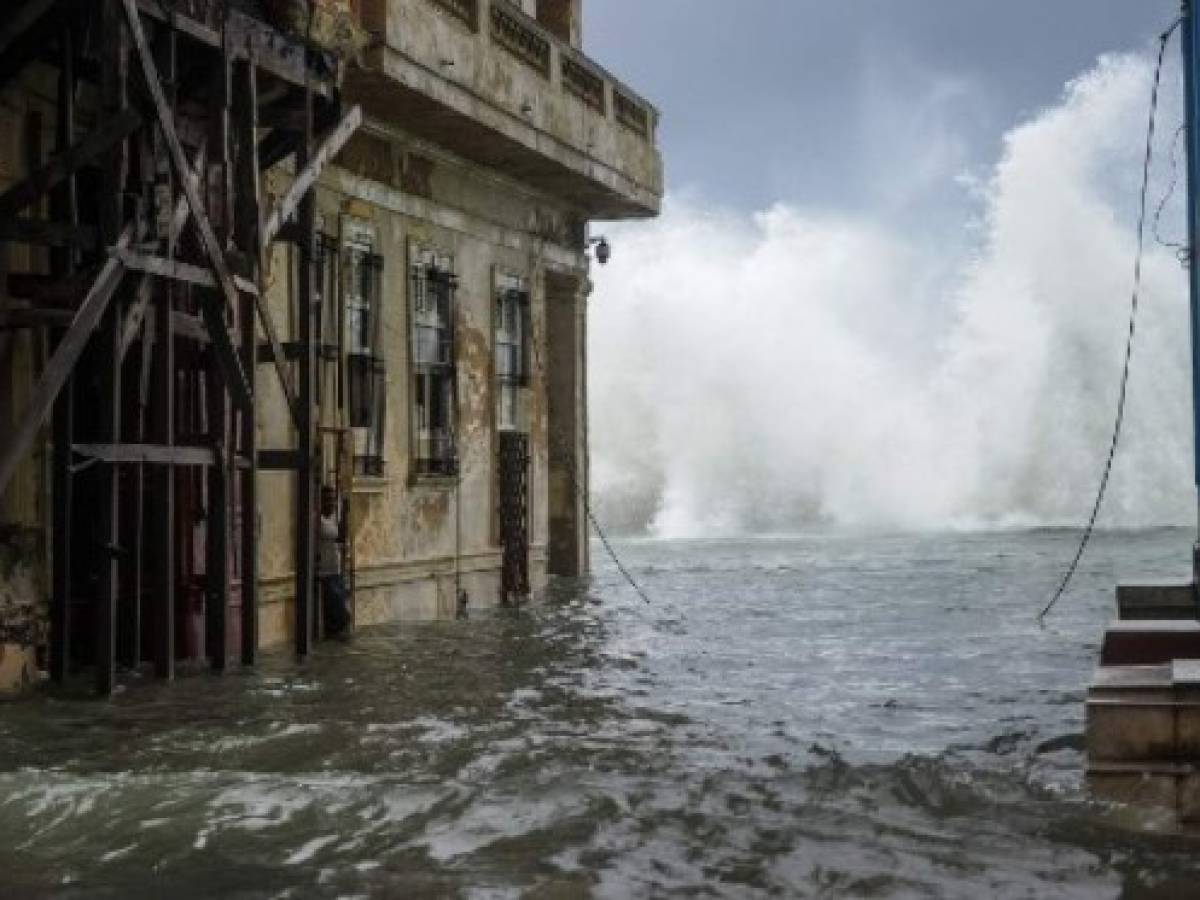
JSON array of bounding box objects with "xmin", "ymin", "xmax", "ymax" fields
[
  {"xmin": 344, "ymin": 226, "xmax": 386, "ymax": 478},
  {"xmin": 314, "ymin": 234, "xmax": 341, "ymax": 412},
  {"xmin": 410, "ymin": 244, "xmax": 457, "ymax": 477},
  {"xmin": 495, "ymin": 271, "xmax": 530, "ymax": 433}
]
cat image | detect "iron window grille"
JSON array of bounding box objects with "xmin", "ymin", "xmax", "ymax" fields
[
  {"xmin": 411, "ymin": 249, "xmax": 458, "ymax": 477},
  {"xmin": 312, "ymin": 234, "xmax": 342, "ymax": 415},
  {"xmin": 495, "ymin": 273, "xmax": 530, "ymax": 433},
  {"xmin": 314, "ymin": 234, "xmax": 341, "ymax": 356},
  {"xmin": 345, "ymin": 239, "xmax": 386, "ymax": 478}
]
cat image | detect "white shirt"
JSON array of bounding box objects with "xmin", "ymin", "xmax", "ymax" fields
[{"xmin": 318, "ymin": 514, "xmax": 341, "ymax": 576}]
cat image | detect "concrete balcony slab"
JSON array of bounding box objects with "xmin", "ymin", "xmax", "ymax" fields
[{"xmin": 351, "ymin": 0, "xmax": 662, "ymax": 220}]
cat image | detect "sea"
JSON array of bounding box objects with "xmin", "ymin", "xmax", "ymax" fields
[{"xmin": 2, "ymin": 530, "xmax": 1200, "ymax": 898}]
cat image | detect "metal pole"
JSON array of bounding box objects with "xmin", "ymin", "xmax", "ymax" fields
[{"xmin": 1183, "ymin": 2, "xmax": 1200, "ymax": 577}]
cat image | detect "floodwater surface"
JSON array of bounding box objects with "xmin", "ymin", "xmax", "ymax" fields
[{"xmin": 3, "ymin": 530, "xmax": 1200, "ymax": 898}]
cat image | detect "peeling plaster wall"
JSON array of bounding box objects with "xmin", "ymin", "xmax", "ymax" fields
[{"xmin": 254, "ymin": 121, "xmax": 587, "ymax": 641}]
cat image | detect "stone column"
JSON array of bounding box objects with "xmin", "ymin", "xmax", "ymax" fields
[{"xmin": 546, "ymin": 270, "xmax": 589, "ymax": 577}]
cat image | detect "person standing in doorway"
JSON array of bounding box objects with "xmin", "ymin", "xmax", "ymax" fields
[{"xmin": 319, "ymin": 487, "xmax": 351, "ymax": 638}]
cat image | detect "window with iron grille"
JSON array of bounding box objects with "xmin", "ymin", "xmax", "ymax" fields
[
  {"xmin": 411, "ymin": 244, "xmax": 457, "ymax": 477},
  {"xmin": 314, "ymin": 234, "xmax": 341, "ymax": 412},
  {"xmin": 344, "ymin": 229, "xmax": 386, "ymax": 478},
  {"xmin": 315, "ymin": 234, "xmax": 340, "ymax": 353},
  {"xmin": 495, "ymin": 271, "xmax": 530, "ymax": 433}
]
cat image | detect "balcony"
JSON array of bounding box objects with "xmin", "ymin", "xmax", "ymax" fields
[{"xmin": 350, "ymin": 0, "xmax": 662, "ymax": 219}]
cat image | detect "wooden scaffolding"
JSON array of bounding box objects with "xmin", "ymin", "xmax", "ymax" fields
[{"xmin": 0, "ymin": 0, "xmax": 361, "ymax": 694}]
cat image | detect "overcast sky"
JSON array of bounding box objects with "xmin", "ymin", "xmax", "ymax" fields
[{"xmin": 585, "ymin": 1, "xmax": 1182, "ymax": 223}]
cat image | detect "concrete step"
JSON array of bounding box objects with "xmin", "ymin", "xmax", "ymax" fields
[
  {"xmin": 1087, "ymin": 663, "xmax": 1200, "ymax": 762},
  {"xmin": 1117, "ymin": 583, "xmax": 1199, "ymax": 621},
  {"xmin": 1099, "ymin": 620, "xmax": 1200, "ymax": 666}
]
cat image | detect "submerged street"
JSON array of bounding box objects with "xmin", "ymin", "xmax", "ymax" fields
[{"xmin": 3, "ymin": 532, "xmax": 1199, "ymax": 898}]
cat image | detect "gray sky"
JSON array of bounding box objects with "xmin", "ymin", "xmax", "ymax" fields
[{"xmin": 585, "ymin": 1, "xmax": 1182, "ymax": 221}]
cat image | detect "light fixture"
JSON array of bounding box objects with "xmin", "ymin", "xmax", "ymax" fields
[{"xmin": 588, "ymin": 236, "xmax": 611, "ymax": 265}]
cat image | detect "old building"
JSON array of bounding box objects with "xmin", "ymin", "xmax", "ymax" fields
[{"xmin": 0, "ymin": 0, "xmax": 662, "ymax": 694}]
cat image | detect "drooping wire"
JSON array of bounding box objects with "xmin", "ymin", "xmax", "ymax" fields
[
  {"xmin": 1039, "ymin": 17, "xmax": 1183, "ymax": 624},
  {"xmin": 586, "ymin": 505, "xmax": 653, "ymax": 604},
  {"xmin": 1153, "ymin": 122, "xmax": 1191, "ymax": 265},
  {"xmin": 546, "ymin": 427, "xmax": 653, "ymax": 605}
]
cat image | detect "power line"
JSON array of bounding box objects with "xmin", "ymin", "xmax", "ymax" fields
[
  {"xmin": 1039, "ymin": 17, "xmax": 1182, "ymax": 624},
  {"xmin": 586, "ymin": 505, "xmax": 653, "ymax": 604},
  {"xmin": 545, "ymin": 426, "xmax": 653, "ymax": 604}
]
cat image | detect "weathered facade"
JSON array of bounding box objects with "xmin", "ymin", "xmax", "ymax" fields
[{"xmin": 0, "ymin": 0, "xmax": 662, "ymax": 694}]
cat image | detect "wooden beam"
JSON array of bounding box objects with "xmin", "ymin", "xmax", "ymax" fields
[
  {"xmin": 249, "ymin": 112, "xmax": 363, "ymax": 433},
  {"xmin": 252, "ymin": 285, "xmax": 300, "ymax": 427},
  {"xmin": 0, "ymin": 0, "xmax": 62, "ymax": 92},
  {"xmin": 0, "ymin": 110, "xmax": 143, "ymax": 219},
  {"xmin": 198, "ymin": 296, "xmax": 254, "ymax": 410},
  {"xmin": 0, "ymin": 0, "xmax": 59, "ymax": 67},
  {"xmin": 227, "ymin": 9, "xmax": 334, "ymax": 96},
  {"xmin": 0, "ymin": 220, "xmax": 97, "ymax": 250},
  {"xmin": 118, "ymin": 142, "xmax": 210, "ymax": 361},
  {"xmin": 50, "ymin": 19, "xmax": 79, "ymax": 277},
  {"xmin": 113, "ymin": 248, "xmax": 260, "ymax": 295},
  {"xmin": 50, "ymin": 375, "xmax": 72, "ymax": 685},
  {"xmin": 134, "ymin": 0, "xmax": 220, "ymax": 48},
  {"xmin": 0, "ymin": 0, "xmax": 59, "ymax": 60},
  {"xmin": 72, "ymin": 443, "xmax": 215, "ymax": 465},
  {"xmin": 206, "ymin": 32, "xmax": 234, "ymax": 674},
  {"xmin": 171, "ymin": 311, "xmax": 208, "ymax": 343},
  {"xmin": 206, "ymin": 362, "xmax": 229, "ymax": 673},
  {"xmin": 49, "ymin": 16, "xmax": 78, "ymax": 686},
  {"xmin": 119, "ymin": 0, "xmax": 252, "ymax": 410},
  {"xmin": 150, "ymin": 17, "xmax": 177, "ymax": 684},
  {"xmin": 95, "ymin": 0, "xmax": 128, "ymax": 698},
  {"xmin": 132, "ymin": 3, "xmax": 335, "ymax": 98},
  {"xmin": 236, "ymin": 56, "xmax": 262, "ymax": 667},
  {"xmin": 263, "ymin": 105, "xmax": 362, "ymax": 246},
  {"xmin": 118, "ymin": 277, "xmax": 153, "ymax": 360},
  {"xmin": 0, "ymin": 233, "xmax": 130, "ymax": 500},
  {"xmin": 294, "ymin": 85, "xmax": 320, "ymax": 661}
]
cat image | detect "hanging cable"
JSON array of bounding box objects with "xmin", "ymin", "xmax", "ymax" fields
[
  {"xmin": 586, "ymin": 504, "xmax": 653, "ymax": 605},
  {"xmin": 1153, "ymin": 122, "xmax": 1191, "ymax": 265},
  {"xmin": 1039, "ymin": 17, "xmax": 1182, "ymax": 624},
  {"xmin": 545, "ymin": 426, "xmax": 653, "ymax": 605}
]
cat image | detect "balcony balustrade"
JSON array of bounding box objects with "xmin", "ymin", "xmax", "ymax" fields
[{"xmin": 351, "ymin": 0, "xmax": 662, "ymax": 218}]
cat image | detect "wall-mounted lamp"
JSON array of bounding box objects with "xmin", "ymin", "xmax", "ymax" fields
[
  {"xmin": 588, "ymin": 236, "xmax": 611, "ymax": 265},
  {"xmin": 440, "ymin": 58, "xmax": 456, "ymax": 69}
]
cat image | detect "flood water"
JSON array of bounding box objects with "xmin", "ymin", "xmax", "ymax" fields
[{"xmin": 3, "ymin": 530, "xmax": 1200, "ymax": 898}]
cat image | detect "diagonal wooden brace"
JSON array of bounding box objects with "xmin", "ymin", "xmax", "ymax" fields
[
  {"xmin": 0, "ymin": 223, "xmax": 134, "ymax": 499},
  {"xmin": 0, "ymin": 109, "xmax": 143, "ymax": 219},
  {"xmin": 0, "ymin": 0, "xmax": 60, "ymax": 64},
  {"xmin": 252, "ymin": 105, "xmax": 363, "ymax": 429},
  {"xmin": 119, "ymin": 0, "xmax": 252, "ymax": 411},
  {"xmin": 263, "ymin": 105, "xmax": 362, "ymax": 247},
  {"xmin": 119, "ymin": 142, "xmax": 208, "ymax": 361}
]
